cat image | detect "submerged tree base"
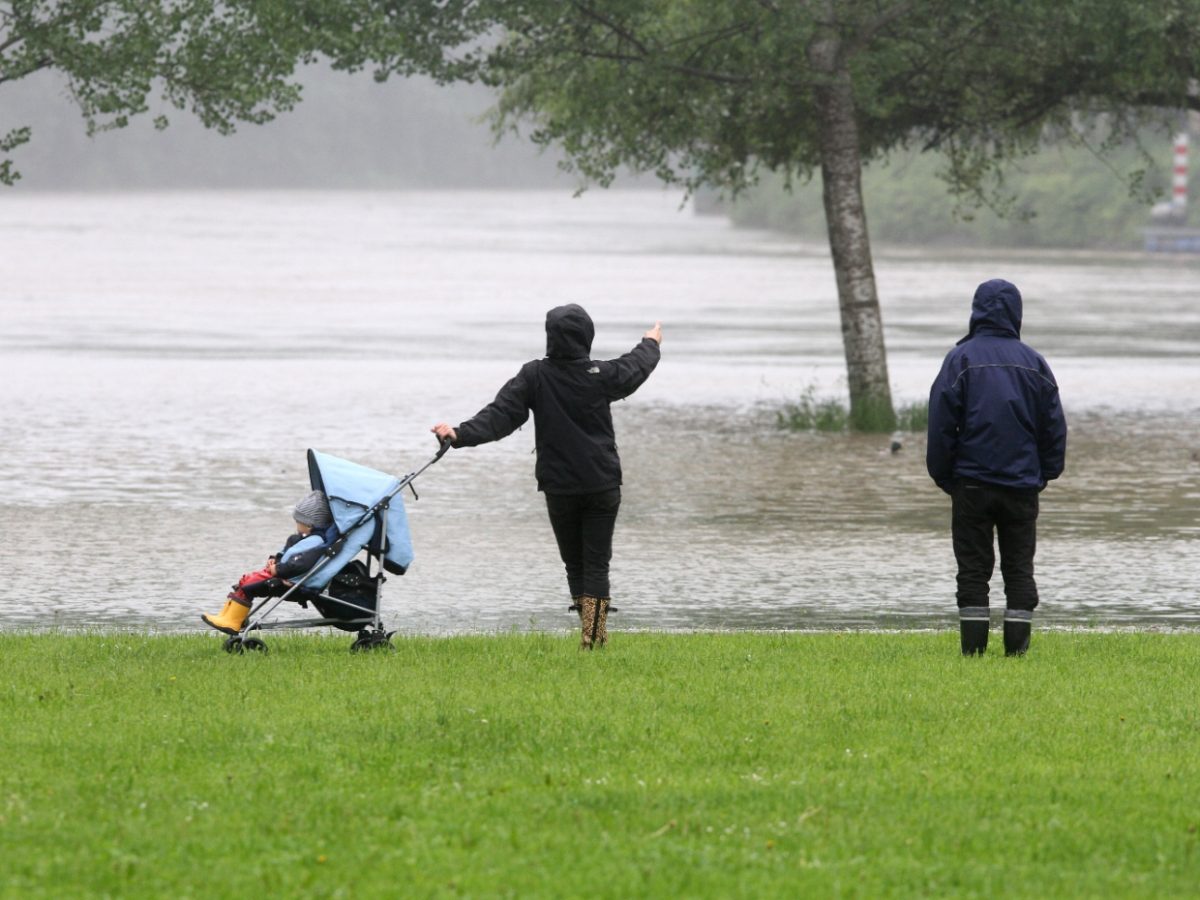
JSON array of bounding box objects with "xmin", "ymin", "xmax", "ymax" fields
[
  {"xmin": 1, "ymin": 631, "xmax": 1196, "ymax": 896},
  {"xmin": 778, "ymin": 387, "xmax": 928, "ymax": 433}
]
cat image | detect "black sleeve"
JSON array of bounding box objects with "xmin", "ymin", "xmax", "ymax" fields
[
  {"xmin": 275, "ymin": 545, "xmax": 325, "ymax": 580},
  {"xmin": 600, "ymin": 337, "xmax": 661, "ymax": 401},
  {"xmin": 454, "ymin": 363, "xmax": 535, "ymax": 447}
]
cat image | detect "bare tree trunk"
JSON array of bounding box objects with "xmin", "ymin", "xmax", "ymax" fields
[{"xmin": 808, "ymin": 21, "xmax": 895, "ymax": 431}]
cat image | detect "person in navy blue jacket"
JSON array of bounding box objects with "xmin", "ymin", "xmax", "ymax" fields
[{"xmin": 927, "ymin": 279, "xmax": 1067, "ymax": 656}]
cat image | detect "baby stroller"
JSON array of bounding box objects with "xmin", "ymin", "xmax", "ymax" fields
[{"xmin": 221, "ymin": 441, "xmax": 449, "ymax": 655}]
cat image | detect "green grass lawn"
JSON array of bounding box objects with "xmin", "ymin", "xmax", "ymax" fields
[{"xmin": 1, "ymin": 631, "xmax": 1197, "ymax": 897}]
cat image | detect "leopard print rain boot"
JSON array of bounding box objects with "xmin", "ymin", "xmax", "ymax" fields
[
  {"xmin": 578, "ymin": 595, "xmax": 598, "ymax": 650},
  {"xmin": 596, "ymin": 597, "xmax": 612, "ymax": 647}
]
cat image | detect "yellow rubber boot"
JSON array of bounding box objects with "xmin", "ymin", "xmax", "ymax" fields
[
  {"xmin": 202, "ymin": 600, "xmax": 250, "ymax": 635},
  {"xmin": 202, "ymin": 600, "xmax": 232, "ymax": 623}
]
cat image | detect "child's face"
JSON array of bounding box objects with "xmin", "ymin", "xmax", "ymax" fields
[{"xmin": 295, "ymin": 520, "xmax": 313, "ymax": 535}]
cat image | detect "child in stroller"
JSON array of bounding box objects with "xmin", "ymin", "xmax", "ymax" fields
[
  {"xmin": 208, "ymin": 446, "xmax": 448, "ymax": 655},
  {"xmin": 201, "ymin": 490, "xmax": 336, "ymax": 635}
]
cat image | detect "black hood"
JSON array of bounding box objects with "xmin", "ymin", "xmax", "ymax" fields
[
  {"xmin": 959, "ymin": 278, "xmax": 1022, "ymax": 344},
  {"xmin": 545, "ymin": 304, "xmax": 595, "ymax": 359}
]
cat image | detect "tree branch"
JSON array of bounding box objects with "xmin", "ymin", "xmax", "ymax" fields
[
  {"xmin": 844, "ymin": 1, "xmax": 917, "ymax": 58},
  {"xmin": 0, "ymin": 53, "xmax": 49, "ymax": 86},
  {"xmin": 570, "ymin": 46, "xmax": 756, "ymax": 87},
  {"xmin": 0, "ymin": 30, "xmax": 25, "ymax": 54},
  {"xmin": 569, "ymin": 2, "xmax": 652, "ymax": 58},
  {"xmin": 566, "ymin": 2, "xmax": 766, "ymax": 87},
  {"xmin": 677, "ymin": 20, "xmax": 763, "ymax": 69}
]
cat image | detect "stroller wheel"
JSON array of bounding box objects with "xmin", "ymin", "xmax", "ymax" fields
[
  {"xmin": 350, "ymin": 630, "xmax": 395, "ymax": 653},
  {"xmin": 223, "ymin": 636, "xmax": 268, "ymax": 655}
]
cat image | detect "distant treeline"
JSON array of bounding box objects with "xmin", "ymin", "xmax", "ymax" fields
[{"xmin": 723, "ymin": 140, "xmax": 1177, "ymax": 250}]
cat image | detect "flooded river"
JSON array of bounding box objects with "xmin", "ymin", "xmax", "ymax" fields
[{"xmin": 1, "ymin": 190, "xmax": 1197, "ymax": 633}]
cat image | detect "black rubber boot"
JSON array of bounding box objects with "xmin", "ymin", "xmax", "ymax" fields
[
  {"xmin": 1003, "ymin": 621, "xmax": 1032, "ymax": 657},
  {"xmin": 958, "ymin": 607, "xmax": 990, "ymax": 656},
  {"xmin": 960, "ymin": 621, "xmax": 990, "ymax": 656}
]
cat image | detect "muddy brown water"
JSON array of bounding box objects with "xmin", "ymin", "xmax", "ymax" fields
[{"xmin": 1, "ymin": 190, "xmax": 1197, "ymax": 632}]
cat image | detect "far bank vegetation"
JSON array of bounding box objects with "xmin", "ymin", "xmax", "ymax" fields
[{"xmin": 725, "ymin": 139, "xmax": 1176, "ymax": 250}]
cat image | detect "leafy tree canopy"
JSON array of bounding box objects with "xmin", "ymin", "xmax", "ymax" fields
[
  {"xmin": 8, "ymin": 1, "xmax": 1196, "ymax": 198},
  {"xmin": 305, "ymin": 0, "xmax": 1200, "ymax": 203},
  {"xmin": 0, "ymin": 0, "xmax": 311, "ymax": 184}
]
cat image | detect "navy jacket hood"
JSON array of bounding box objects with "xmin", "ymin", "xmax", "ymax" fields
[
  {"xmin": 928, "ymin": 279, "xmax": 1067, "ymax": 493},
  {"xmin": 960, "ymin": 278, "xmax": 1022, "ymax": 344},
  {"xmin": 546, "ymin": 304, "xmax": 595, "ymax": 359}
]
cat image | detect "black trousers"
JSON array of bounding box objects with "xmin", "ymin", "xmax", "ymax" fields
[
  {"xmin": 544, "ymin": 488, "xmax": 621, "ymax": 598},
  {"xmin": 952, "ymin": 479, "xmax": 1040, "ymax": 613}
]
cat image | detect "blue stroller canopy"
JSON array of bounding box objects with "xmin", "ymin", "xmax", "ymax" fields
[{"xmin": 306, "ymin": 449, "xmax": 414, "ymax": 586}]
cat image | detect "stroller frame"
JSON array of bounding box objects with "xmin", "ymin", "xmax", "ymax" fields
[{"xmin": 222, "ymin": 440, "xmax": 449, "ymax": 654}]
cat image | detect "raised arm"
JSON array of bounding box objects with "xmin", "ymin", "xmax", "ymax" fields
[{"xmin": 601, "ymin": 321, "xmax": 662, "ymax": 401}]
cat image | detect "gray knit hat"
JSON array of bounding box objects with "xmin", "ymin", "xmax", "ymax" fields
[{"xmin": 293, "ymin": 490, "xmax": 332, "ymax": 529}]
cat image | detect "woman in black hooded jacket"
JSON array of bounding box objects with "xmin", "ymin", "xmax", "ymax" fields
[{"xmin": 432, "ymin": 304, "xmax": 662, "ymax": 649}]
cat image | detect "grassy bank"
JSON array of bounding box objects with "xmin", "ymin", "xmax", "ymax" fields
[{"xmin": 2, "ymin": 632, "xmax": 1197, "ymax": 897}]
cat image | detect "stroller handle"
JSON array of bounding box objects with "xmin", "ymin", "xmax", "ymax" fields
[{"xmin": 392, "ymin": 436, "xmax": 451, "ymax": 496}]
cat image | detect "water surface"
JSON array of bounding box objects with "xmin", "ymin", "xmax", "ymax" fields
[{"xmin": 1, "ymin": 190, "xmax": 1197, "ymax": 632}]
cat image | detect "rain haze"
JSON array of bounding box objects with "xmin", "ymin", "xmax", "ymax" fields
[{"xmin": 2, "ymin": 66, "xmax": 1198, "ymax": 634}]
